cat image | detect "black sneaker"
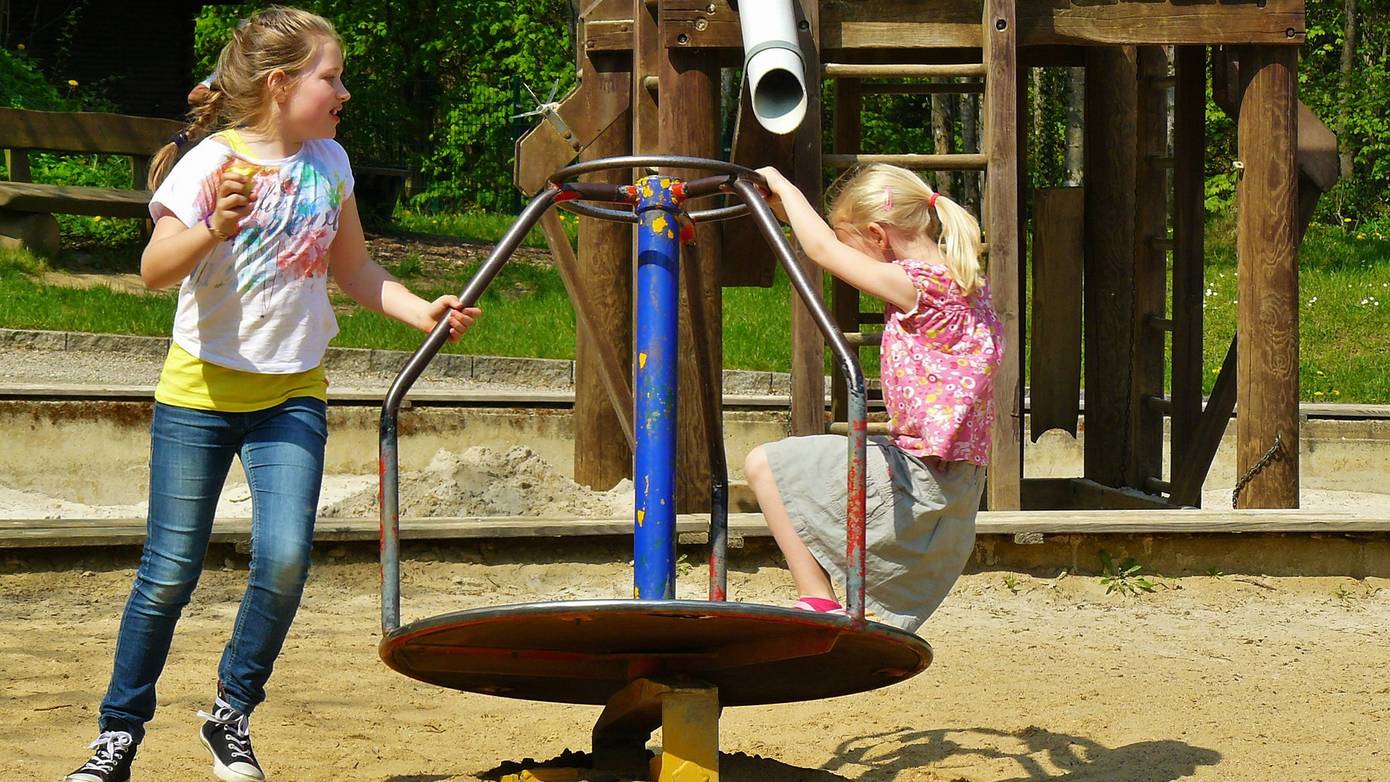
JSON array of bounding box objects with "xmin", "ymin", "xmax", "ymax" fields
[
  {"xmin": 64, "ymin": 730, "xmax": 137, "ymax": 782},
  {"xmin": 197, "ymin": 699, "xmax": 265, "ymax": 782}
]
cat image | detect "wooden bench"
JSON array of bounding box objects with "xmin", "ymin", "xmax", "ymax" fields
[{"xmin": 0, "ymin": 107, "xmax": 185, "ymax": 256}]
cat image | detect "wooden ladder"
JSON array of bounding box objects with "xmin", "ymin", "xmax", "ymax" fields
[{"xmin": 821, "ymin": 0, "xmax": 1023, "ymax": 509}]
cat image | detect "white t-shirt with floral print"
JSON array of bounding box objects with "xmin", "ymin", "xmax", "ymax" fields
[{"xmin": 149, "ymin": 131, "xmax": 353, "ymax": 373}]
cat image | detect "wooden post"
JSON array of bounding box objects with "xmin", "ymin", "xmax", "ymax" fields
[
  {"xmin": 575, "ymin": 90, "xmax": 634, "ymax": 490},
  {"xmin": 830, "ymin": 76, "xmax": 862, "ymax": 424},
  {"xmin": 1082, "ymin": 46, "xmax": 1138, "ymax": 489},
  {"xmin": 1028, "ymin": 187, "xmax": 1084, "ymax": 441},
  {"xmin": 789, "ymin": 0, "xmax": 825, "ymax": 437},
  {"xmin": 984, "ymin": 0, "xmax": 1021, "ymax": 509},
  {"xmin": 659, "ymin": 12, "xmax": 723, "ymax": 512},
  {"xmin": 633, "ymin": 0, "xmax": 660, "ymax": 162},
  {"xmin": 1235, "ymin": 45, "xmax": 1299, "ymax": 509},
  {"xmin": 1129, "ymin": 46, "xmax": 1169, "ymax": 490},
  {"xmin": 1170, "ymin": 45, "xmax": 1206, "ymax": 504}
]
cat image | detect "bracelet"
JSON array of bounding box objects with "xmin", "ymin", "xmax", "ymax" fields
[{"xmin": 203, "ymin": 213, "xmax": 230, "ymax": 242}]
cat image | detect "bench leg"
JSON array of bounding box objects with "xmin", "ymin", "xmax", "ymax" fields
[{"xmin": 0, "ymin": 210, "xmax": 60, "ymax": 258}]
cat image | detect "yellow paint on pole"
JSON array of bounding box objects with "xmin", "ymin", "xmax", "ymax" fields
[
  {"xmin": 637, "ymin": 508, "xmax": 646, "ymax": 526},
  {"xmin": 639, "ymin": 352, "xmax": 648, "ymax": 369}
]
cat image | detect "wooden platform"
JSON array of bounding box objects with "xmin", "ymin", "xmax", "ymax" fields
[{"xmin": 5, "ymin": 511, "xmax": 1388, "ymax": 549}]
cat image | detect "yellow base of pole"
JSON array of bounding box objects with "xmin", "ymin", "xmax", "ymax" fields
[{"xmin": 652, "ymin": 685, "xmax": 720, "ymax": 781}]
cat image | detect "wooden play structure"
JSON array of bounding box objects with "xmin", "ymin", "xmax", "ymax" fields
[{"xmin": 515, "ymin": 0, "xmax": 1333, "ymax": 514}]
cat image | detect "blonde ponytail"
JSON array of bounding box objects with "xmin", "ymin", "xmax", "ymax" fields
[
  {"xmin": 148, "ymin": 88, "xmax": 223, "ymax": 190},
  {"xmin": 827, "ymin": 163, "xmax": 985, "ymax": 296}
]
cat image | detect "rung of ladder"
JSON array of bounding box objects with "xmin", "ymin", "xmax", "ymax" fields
[
  {"xmin": 1147, "ymin": 75, "xmax": 1176, "ymax": 90},
  {"xmin": 1150, "ymin": 236, "xmax": 1174, "ymax": 251},
  {"xmin": 859, "ymin": 81, "xmax": 985, "ymax": 96},
  {"xmin": 1149, "ymin": 155, "xmax": 1176, "ymax": 169},
  {"xmin": 843, "ymin": 330, "xmax": 883, "ymax": 347},
  {"xmin": 823, "ymin": 63, "xmax": 987, "ymax": 80},
  {"xmin": 824, "ymin": 153, "xmax": 988, "ymax": 171},
  {"xmin": 1146, "ymin": 315, "xmax": 1174, "ymax": 332},
  {"xmin": 1143, "ymin": 395, "xmax": 1173, "ymax": 414},
  {"xmin": 859, "ymin": 312, "xmax": 885, "ymax": 325},
  {"xmin": 828, "ymin": 421, "xmax": 891, "ymax": 436},
  {"xmin": 1145, "ymin": 477, "xmax": 1173, "ymax": 495}
]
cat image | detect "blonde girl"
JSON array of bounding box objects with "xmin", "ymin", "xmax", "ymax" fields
[
  {"xmin": 66, "ymin": 8, "xmax": 477, "ymax": 782},
  {"xmin": 745, "ymin": 163, "xmax": 1003, "ymax": 631}
]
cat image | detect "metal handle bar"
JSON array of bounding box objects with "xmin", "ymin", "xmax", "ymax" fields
[{"xmin": 548, "ymin": 155, "xmax": 766, "ymax": 223}]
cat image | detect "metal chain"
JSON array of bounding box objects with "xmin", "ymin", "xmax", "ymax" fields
[{"xmin": 1231, "ymin": 432, "xmax": 1286, "ymax": 508}]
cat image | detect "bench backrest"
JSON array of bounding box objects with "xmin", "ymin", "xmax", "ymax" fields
[{"xmin": 0, "ymin": 107, "xmax": 185, "ymax": 186}]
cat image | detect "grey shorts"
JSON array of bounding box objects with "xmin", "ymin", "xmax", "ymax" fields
[{"xmin": 762, "ymin": 434, "xmax": 985, "ymax": 632}]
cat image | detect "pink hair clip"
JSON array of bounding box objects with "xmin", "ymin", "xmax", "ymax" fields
[{"xmin": 881, "ymin": 186, "xmax": 894, "ymax": 212}]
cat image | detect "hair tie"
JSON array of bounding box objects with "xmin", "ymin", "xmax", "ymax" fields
[
  {"xmin": 881, "ymin": 186, "xmax": 894, "ymax": 212},
  {"xmin": 928, "ymin": 192, "xmax": 940, "ymax": 209},
  {"xmin": 170, "ymin": 130, "xmax": 191, "ymax": 149}
]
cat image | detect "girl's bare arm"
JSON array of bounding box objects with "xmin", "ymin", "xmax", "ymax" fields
[
  {"xmin": 756, "ymin": 167, "xmax": 916, "ymax": 311},
  {"xmin": 328, "ymin": 195, "xmax": 479, "ymax": 340}
]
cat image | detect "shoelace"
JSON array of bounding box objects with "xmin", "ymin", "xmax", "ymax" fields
[
  {"xmin": 197, "ymin": 705, "xmax": 255, "ymax": 763},
  {"xmin": 81, "ymin": 731, "xmax": 133, "ymax": 772}
]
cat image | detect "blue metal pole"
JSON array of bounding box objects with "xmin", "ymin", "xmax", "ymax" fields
[{"xmin": 633, "ymin": 175, "xmax": 680, "ymax": 600}]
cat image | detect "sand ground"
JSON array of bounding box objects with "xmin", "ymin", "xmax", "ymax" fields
[{"xmin": 3, "ymin": 540, "xmax": 1387, "ymax": 782}]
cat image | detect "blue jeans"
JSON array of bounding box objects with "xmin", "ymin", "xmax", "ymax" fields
[{"xmin": 99, "ymin": 398, "xmax": 327, "ymax": 741}]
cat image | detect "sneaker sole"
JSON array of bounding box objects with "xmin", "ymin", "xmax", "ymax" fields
[{"xmin": 198, "ymin": 731, "xmax": 264, "ymax": 782}]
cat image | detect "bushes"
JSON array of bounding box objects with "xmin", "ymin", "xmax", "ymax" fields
[
  {"xmin": 0, "ymin": 47, "xmax": 142, "ymax": 246},
  {"xmin": 193, "ymin": 1, "xmax": 575, "ymax": 212}
]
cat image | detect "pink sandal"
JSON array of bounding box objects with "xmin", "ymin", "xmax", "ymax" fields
[{"xmin": 792, "ymin": 596, "xmax": 848, "ymax": 616}]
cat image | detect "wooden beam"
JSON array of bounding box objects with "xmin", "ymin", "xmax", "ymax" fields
[
  {"xmin": 1235, "ymin": 44, "xmax": 1300, "ymax": 509},
  {"xmin": 6, "ymin": 510, "xmax": 1390, "ymax": 549},
  {"xmin": 1170, "ymin": 45, "xmax": 1207, "ymax": 505},
  {"xmin": 0, "ymin": 108, "xmax": 184, "ymax": 157},
  {"xmin": 1082, "ymin": 46, "xmax": 1138, "ymax": 489},
  {"xmin": 624, "ymin": 0, "xmax": 1308, "ymax": 52},
  {"xmin": 824, "ymin": 153, "xmax": 988, "ymax": 170},
  {"xmin": 659, "ymin": 8, "xmax": 724, "ymax": 512},
  {"xmin": 1129, "ymin": 46, "xmax": 1170, "ymax": 490},
  {"xmin": 1028, "ymin": 187, "xmax": 1083, "ymax": 441},
  {"xmin": 984, "ymin": 0, "xmax": 1021, "ymax": 509},
  {"xmin": 574, "ymin": 82, "xmax": 635, "ymax": 491},
  {"xmin": 511, "ymin": 48, "xmax": 632, "ymax": 196},
  {"xmin": 632, "ymin": 0, "xmax": 660, "ymax": 161},
  {"xmin": 789, "ymin": 0, "xmax": 826, "ymax": 437},
  {"xmin": 830, "ymin": 77, "xmax": 863, "ymax": 425},
  {"xmin": 1171, "ymin": 336, "xmax": 1236, "ymax": 507}
]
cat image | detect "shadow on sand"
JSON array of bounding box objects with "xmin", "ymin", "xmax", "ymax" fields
[{"xmin": 826, "ymin": 725, "xmax": 1221, "ymax": 781}]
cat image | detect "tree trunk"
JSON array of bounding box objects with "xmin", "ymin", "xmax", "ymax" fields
[
  {"xmin": 1065, "ymin": 67, "xmax": 1084, "ymax": 186},
  {"xmin": 931, "ymin": 83, "xmax": 954, "ymax": 194},
  {"xmin": 962, "ymin": 93, "xmax": 980, "ymax": 208},
  {"xmin": 1338, "ymin": 0, "xmax": 1357, "ymax": 179}
]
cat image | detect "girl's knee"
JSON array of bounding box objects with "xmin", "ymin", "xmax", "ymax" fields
[{"xmin": 256, "ymin": 555, "xmax": 311, "ymax": 598}]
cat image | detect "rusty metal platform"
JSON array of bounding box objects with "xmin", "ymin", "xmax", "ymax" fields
[{"xmin": 379, "ymin": 599, "xmax": 932, "ymax": 706}]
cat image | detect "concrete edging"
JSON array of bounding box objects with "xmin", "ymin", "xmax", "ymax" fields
[{"xmin": 0, "ymin": 328, "xmax": 794, "ymax": 396}]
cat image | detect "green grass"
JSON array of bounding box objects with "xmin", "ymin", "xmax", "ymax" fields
[
  {"xmin": 391, "ymin": 207, "xmax": 578, "ymax": 249},
  {"xmin": 4, "ymin": 213, "xmax": 1390, "ymax": 402},
  {"xmin": 1200, "ymin": 214, "xmax": 1390, "ymax": 403}
]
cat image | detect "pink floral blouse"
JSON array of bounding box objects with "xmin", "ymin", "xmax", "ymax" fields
[{"xmin": 880, "ymin": 259, "xmax": 1005, "ymax": 465}]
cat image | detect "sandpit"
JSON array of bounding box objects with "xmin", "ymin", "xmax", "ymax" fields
[{"xmin": 2, "ymin": 540, "xmax": 1386, "ymax": 781}]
